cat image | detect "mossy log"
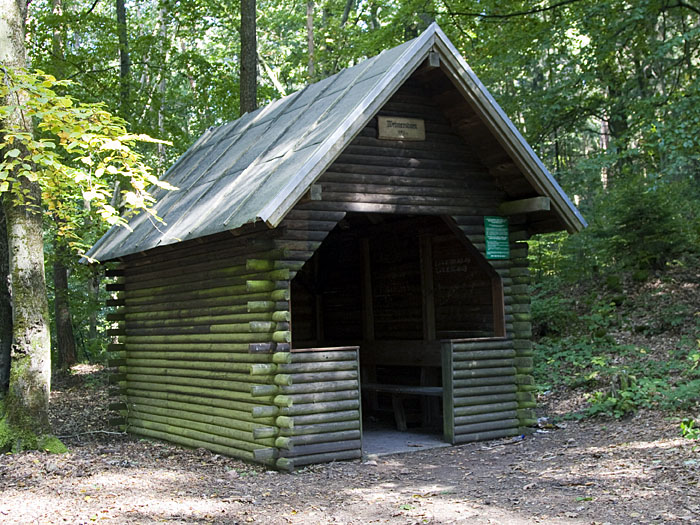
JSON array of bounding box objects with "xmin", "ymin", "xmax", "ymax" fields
[
  {"xmin": 275, "ymin": 416, "xmax": 293, "ymax": 429},
  {"xmin": 454, "ymin": 401, "xmax": 519, "ymax": 417},
  {"xmin": 272, "ymin": 352, "xmax": 292, "ymax": 364},
  {"xmin": 280, "ymin": 410, "xmax": 359, "ymax": 427},
  {"xmin": 453, "ymin": 376, "xmax": 518, "ymax": 388},
  {"xmin": 250, "ymin": 385, "xmax": 279, "ymax": 397},
  {"xmin": 121, "ymin": 292, "xmax": 277, "ymax": 315},
  {"xmin": 126, "ymin": 374, "xmax": 275, "ymax": 402},
  {"xmin": 123, "ymin": 358, "xmax": 275, "ymax": 377},
  {"xmin": 275, "ymin": 436, "xmax": 292, "ymax": 449},
  {"xmin": 125, "ymin": 389, "xmax": 277, "ymax": 425},
  {"xmin": 252, "ymin": 427, "xmax": 278, "ymax": 439},
  {"xmin": 276, "ymin": 449, "xmax": 362, "ymax": 471},
  {"xmin": 124, "ymin": 304, "xmax": 248, "ymax": 322},
  {"xmin": 125, "ymin": 284, "xmax": 250, "ymax": 306},
  {"xmin": 253, "ymin": 447, "xmax": 279, "ymax": 461},
  {"xmin": 454, "ymin": 384, "xmax": 517, "ymax": 397},
  {"xmin": 126, "ymin": 394, "xmax": 273, "ymax": 428},
  {"xmin": 278, "ymin": 399, "xmax": 360, "ymax": 416},
  {"xmin": 125, "ymin": 269, "xmax": 287, "ymax": 298},
  {"xmin": 283, "ymin": 429, "xmax": 361, "ymax": 447},
  {"xmin": 250, "ymin": 363, "xmax": 277, "ymax": 375},
  {"xmin": 452, "ymin": 349, "xmax": 516, "ymax": 361},
  {"xmin": 126, "ymin": 425, "xmax": 259, "ymax": 462},
  {"xmin": 272, "ymin": 331, "xmax": 291, "ymax": 343},
  {"xmin": 288, "ymin": 350, "xmax": 358, "ymax": 362},
  {"xmin": 453, "ymin": 367, "xmax": 517, "ymax": 379},
  {"xmin": 126, "ymin": 406, "xmax": 276, "ymax": 447},
  {"xmin": 124, "ymin": 333, "xmax": 275, "ymax": 344},
  {"xmin": 247, "ymin": 301, "xmax": 276, "ymax": 313},
  {"xmin": 454, "ymin": 418, "xmax": 520, "ymax": 436},
  {"xmin": 453, "ymin": 392, "xmax": 518, "ymax": 407},
  {"xmin": 252, "ymin": 406, "xmax": 279, "ymax": 419},
  {"xmin": 280, "ymin": 420, "xmax": 360, "ymax": 437},
  {"xmin": 280, "ymin": 439, "xmax": 361, "ymax": 459},
  {"xmin": 453, "ymin": 427, "xmax": 522, "ymax": 444},
  {"xmin": 125, "ymin": 348, "xmax": 275, "ymax": 361},
  {"xmin": 280, "ymin": 370, "xmax": 357, "ymax": 384},
  {"xmin": 452, "ymin": 340, "xmax": 515, "ymax": 352},
  {"xmin": 123, "ymin": 365, "xmax": 277, "ymax": 384},
  {"xmin": 127, "ymin": 312, "xmax": 275, "ymax": 329},
  {"xmin": 276, "ymin": 361, "xmax": 358, "ymax": 374},
  {"xmin": 453, "ymin": 358, "xmax": 515, "ymax": 370},
  {"xmin": 276, "ymin": 390, "xmax": 358, "ymax": 405},
  {"xmin": 278, "ymin": 380, "xmax": 359, "ymax": 395},
  {"xmin": 454, "ymin": 410, "xmax": 518, "ymax": 426},
  {"xmin": 125, "ymin": 419, "xmax": 272, "ymax": 463},
  {"xmin": 125, "ymin": 380, "xmax": 268, "ymax": 408}
]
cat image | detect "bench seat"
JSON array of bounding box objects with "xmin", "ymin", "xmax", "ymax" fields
[{"xmin": 363, "ymin": 383, "xmax": 443, "ymax": 431}]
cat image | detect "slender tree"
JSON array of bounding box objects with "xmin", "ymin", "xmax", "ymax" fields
[
  {"xmin": 0, "ymin": 203, "xmax": 11, "ymax": 395},
  {"xmin": 240, "ymin": 0, "xmax": 257, "ymax": 114},
  {"xmin": 116, "ymin": 0, "xmax": 131, "ymax": 120},
  {"xmin": 0, "ymin": 0, "xmax": 53, "ymax": 436}
]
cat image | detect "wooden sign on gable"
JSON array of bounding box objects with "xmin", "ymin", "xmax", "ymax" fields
[{"xmin": 377, "ymin": 116, "xmax": 426, "ymax": 141}]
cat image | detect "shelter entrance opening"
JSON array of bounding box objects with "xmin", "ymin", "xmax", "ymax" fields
[{"xmin": 290, "ymin": 213, "xmax": 505, "ymax": 450}]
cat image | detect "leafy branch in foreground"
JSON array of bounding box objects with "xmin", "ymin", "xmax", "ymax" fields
[{"xmin": 0, "ymin": 67, "xmax": 176, "ymax": 254}]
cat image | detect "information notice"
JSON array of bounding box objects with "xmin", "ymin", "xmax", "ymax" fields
[{"xmin": 484, "ymin": 216, "xmax": 510, "ymax": 260}]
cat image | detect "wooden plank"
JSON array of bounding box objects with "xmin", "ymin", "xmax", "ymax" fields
[
  {"xmin": 441, "ymin": 341, "xmax": 455, "ymax": 444},
  {"xmin": 420, "ymin": 235, "xmax": 436, "ymax": 341},
  {"xmin": 499, "ymin": 196, "xmax": 550, "ymax": 216}
]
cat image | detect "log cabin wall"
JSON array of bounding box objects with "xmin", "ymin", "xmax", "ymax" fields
[
  {"xmin": 107, "ymin": 230, "xmax": 296, "ymax": 465},
  {"xmin": 106, "ymin": 73, "xmax": 536, "ymax": 468},
  {"xmin": 275, "ymin": 77, "xmax": 536, "ymax": 444},
  {"xmin": 274, "ymin": 347, "xmax": 362, "ymax": 471}
]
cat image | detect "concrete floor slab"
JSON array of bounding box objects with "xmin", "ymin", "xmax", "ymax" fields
[{"xmin": 362, "ymin": 424, "xmax": 450, "ymax": 457}]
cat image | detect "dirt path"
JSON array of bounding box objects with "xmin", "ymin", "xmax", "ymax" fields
[{"xmin": 0, "ymin": 366, "xmax": 698, "ymax": 524}]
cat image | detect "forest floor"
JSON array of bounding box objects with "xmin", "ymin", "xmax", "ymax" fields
[
  {"xmin": 0, "ymin": 363, "xmax": 698, "ymax": 524},
  {"xmin": 1, "ymin": 266, "xmax": 699, "ymax": 524}
]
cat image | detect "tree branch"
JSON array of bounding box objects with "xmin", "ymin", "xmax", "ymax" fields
[
  {"xmin": 81, "ymin": 0, "xmax": 100, "ymax": 17},
  {"xmin": 445, "ymin": 0, "xmax": 586, "ymax": 19},
  {"xmin": 668, "ymin": 1, "xmax": 700, "ymax": 16}
]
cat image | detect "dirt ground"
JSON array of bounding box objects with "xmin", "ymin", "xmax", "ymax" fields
[{"xmin": 0, "ymin": 365, "xmax": 698, "ymax": 525}]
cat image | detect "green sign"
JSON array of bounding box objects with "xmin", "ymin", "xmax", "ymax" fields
[{"xmin": 484, "ymin": 216, "xmax": 509, "ymax": 260}]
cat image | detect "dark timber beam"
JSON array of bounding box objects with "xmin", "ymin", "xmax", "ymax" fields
[{"xmin": 499, "ymin": 197, "xmax": 550, "ymax": 216}]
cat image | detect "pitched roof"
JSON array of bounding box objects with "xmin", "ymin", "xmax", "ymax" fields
[{"xmin": 88, "ymin": 23, "xmax": 585, "ymax": 262}]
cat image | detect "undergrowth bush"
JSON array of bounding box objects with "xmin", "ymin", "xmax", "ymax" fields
[{"xmin": 534, "ymin": 336, "xmax": 700, "ymax": 418}]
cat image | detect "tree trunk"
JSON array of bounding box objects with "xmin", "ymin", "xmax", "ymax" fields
[
  {"xmin": 116, "ymin": 0, "xmax": 131, "ymax": 120},
  {"xmin": 85, "ymin": 263, "xmax": 99, "ymax": 345},
  {"xmin": 307, "ymin": 1, "xmax": 315, "ymax": 79},
  {"xmin": 1, "ymin": 0, "xmax": 53, "ymax": 435},
  {"xmin": 157, "ymin": 5, "xmax": 168, "ymax": 172},
  {"xmin": 0, "ymin": 202, "xmax": 11, "ymax": 396},
  {"xmin": 52, "ymin": 241, "xmax": 76, "ymax": 370},
  {"xmin": 240, "ymin": 0, "xmax": 257, "ymax": 114}
]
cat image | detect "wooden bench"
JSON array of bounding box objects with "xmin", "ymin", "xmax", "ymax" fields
[{"xmin": 363, "ymin": 383, "xmax": 443, "ymax": 431}]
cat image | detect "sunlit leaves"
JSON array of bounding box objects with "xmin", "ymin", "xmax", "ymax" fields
[{"xmin": 0, "ymin": 67, "xmax": 174, "ymax": 255}]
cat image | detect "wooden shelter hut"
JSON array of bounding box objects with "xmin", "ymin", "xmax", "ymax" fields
[{"xmin": 90, "ymin": 24, "xmax": 586, "ymax": 470}]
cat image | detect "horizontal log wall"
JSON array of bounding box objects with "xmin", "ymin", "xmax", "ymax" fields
[
  {"xmin": 442, "ymin": 337, "xmax": 526, "ymax": 444},
  {"xmin": 109, "ymin": 231, "xmax": 294, "ymax": 465},
  {"xmin": 275, "ymin": 347, "xmax": 362, "ymax": 471},
  {"xmin": 452, "ymin": 216, "xmax": 536, "ymax": 429},
  {"xmin": 314, "ymin": 79, "xmax": 505, "ymax": 218}
]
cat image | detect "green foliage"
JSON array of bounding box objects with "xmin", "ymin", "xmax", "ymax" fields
[
  {"xmin": 680, "ymin": 418, "xmax": 700, "ymax": 440},
  {"xmin": 535, "ymin": 333, "xmax": 700, "ymax": 418},
  {"xmin": 0, "ymin": 68, "xmax": 174, "ymax": 256},
  {"xmin": 594, "ymin": 176, "xmax": 699, "ymax": 271}
]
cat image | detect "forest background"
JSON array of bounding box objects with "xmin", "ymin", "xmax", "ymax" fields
[{"xmin": 1, "ymin": 0, "xmax": 700, "ymax": 446}]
